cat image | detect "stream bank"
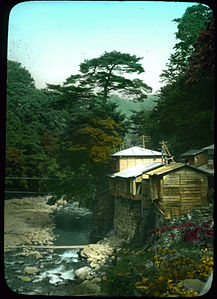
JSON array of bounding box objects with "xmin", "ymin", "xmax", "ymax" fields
[{"xmin": 4, "ymin": 196, "xmax": 111, "ymax": 296}]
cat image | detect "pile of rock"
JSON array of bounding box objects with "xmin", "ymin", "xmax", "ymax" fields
[
  {"xmin": 73, "ymin": 232, "xmax": 126, "ymax": 295},
  {"xmin": 80, "ymin": 233, "xmax": 125, "ymax": 271},
  {"xmin": 50, "ymin": 198, "xmax": 68, "ymax": 211}
]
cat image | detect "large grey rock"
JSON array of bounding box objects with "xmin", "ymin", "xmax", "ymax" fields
[
  {"xmin": 20, "ymin": 276, "xmax": 31, "ymax": 282},
  {"xmin": 183, "ymin": 279, "xmax": 205, "ymax": 292},
  {"xmin": 199, "ymin": 271, "xmax": 213, "ymax": 296},
  {"xmin": 75, "ymin": 266, "xmax": 91, "ymax": 280},
  {"xmin": 72, "ymin": 280, "xmax": 101, "ymax": 296},
  {"xmin": 79, "ymin": 280, "xmax": 101, "ymax": 294},
  {"xmin": 24, "ymin": 266, "xmax": 39, "ymax": 275}
]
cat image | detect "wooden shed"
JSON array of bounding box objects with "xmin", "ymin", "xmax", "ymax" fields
[
  {"xmin": 110, "ymin": 146, "xmax": 162, "ymax": 173},
  {"xmin": 179, "ymin": 144, "xmax": 215, "ymax": 167},
  {"xmin": 143, "ymin": 163, "xmax": 209, "ymax": 219}
]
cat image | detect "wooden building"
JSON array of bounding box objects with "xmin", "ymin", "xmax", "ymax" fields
[
  {"xmin": 108, "ymin": 162, "xmax": 163, "ymax": 200},
  {"xmin": 180, "ymin": 149, "xmax": 207, "ymax": 166},
  {"xmin": 143, "ymin": 163, "xmax": 209, "ymax": 219},
  {"xmin": 110, "ymin": 146, "xmax": 162, "ymax": 173},
  {"xmin": 179, "ymin": 144, "xmax": 214, "ymax": 168},
  {"xmin": 108, "ymin": 146, "xmax": 212, "ymax": 241}
]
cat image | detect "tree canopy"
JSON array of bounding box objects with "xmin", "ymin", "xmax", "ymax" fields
[
  {"xmin": 130, "ymin": 4, "xmax": 214, "ymax": 156},
  {"xmin": 78, "ymin": 51, "xmax": 152, "ymax": 101},
  {"xmin": 6, "ymin": 50, "xmax": 152, "ymax": 207}
]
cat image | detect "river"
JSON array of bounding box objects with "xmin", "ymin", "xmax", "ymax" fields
[{"xmin": 4, "ymin": 198, "xmax": 101, "ymax": 296}]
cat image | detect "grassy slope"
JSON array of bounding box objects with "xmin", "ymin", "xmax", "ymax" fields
[{"xmin": 109, "ymin": 94, "xmax": 158, "ymax": 117}]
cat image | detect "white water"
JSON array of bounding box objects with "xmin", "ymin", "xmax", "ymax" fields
[{"xmin": 32, "ymin": 201, "xmax": 93, "ymax": 286}]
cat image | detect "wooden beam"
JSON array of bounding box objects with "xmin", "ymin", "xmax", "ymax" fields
[{"xmin": 4, "ymin": 245, "xmax": 90, "ymax": 249}]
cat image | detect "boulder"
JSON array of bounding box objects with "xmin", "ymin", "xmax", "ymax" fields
[
  {"xmin": 75, "ymin": 266, "xmax": 91, "ymax": 281},
  {"xmin": 72, "ymin": 280, "xmax": 101, "ymax": 296},
  {"xmin": 183, "ymin": 279, "xmax": 205, "ymax": 292},
  {"xmin": 24, "ymin": 266, "xmax": 39, "ymax": 275},
  {"xmin": 35, "ymin": 252, "xmax": 43, "ymax": 259},
  {"xmin": 21, "ymin": 276, "xmax": 32, "ymax": 282},
  {"xmin": 79, "ymin": 280, "xmax": 101, "ymax": 294},
  {"xmin": 200, "ymin": 271, "xmax": 213, "ymax": 295}
]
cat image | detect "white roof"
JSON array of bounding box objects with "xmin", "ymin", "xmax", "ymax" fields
[
  {"xmin": 112, "ymin": 146, "xmax": 162, "ymax": 157},
  {"xmin": 109, "ymin": 162, "xmax": 164, "ymax": 178},
  {"xmin": 202, "ymin": 144, "xmax": 214, "ymax": 150}
]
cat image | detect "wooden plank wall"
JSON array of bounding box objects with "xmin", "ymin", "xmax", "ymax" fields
[
  {"xmin": 149, "ymin": 167, "xmax": 208, "ymax": 219},
  {"xmin": 194, "ymin": 153, "xmax": 208, "ymax": 167},
  {"xmin": 119, "ymin": 157, "xmax": 162, "ymax": 171}
]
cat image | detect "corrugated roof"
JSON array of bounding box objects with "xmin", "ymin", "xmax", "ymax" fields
[
  {"xmin": 180, "ymin": 149, "xmax": 203, "ymax": 157},
  {"xmin": 109, "ymin": 162, "xmax": 164, "ymax": 178},
  {"xmin": 146, "ymin": 163, "xmax": 186, "ymax": 176},
  {"xmin": 112, "ymin": 146, "xmax": 162, "ymax": 157}
]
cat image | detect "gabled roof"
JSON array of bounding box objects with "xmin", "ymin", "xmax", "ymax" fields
[
  {"xmin": 180, "ymin": 144, "xmax": 214, "ymax": 157},
  {"xmin": 146, "ymin": 163, "xmax": 186, "ymax": 176},
  {"xmin": 109, "ymin": 162, "xmax": 164, "ymax": 178},
  {"xmin": 112, "ymin": 146, "xmax": 162, "ymax": 157},
  {"xmin": 180, "ymin": 149, "xmax": 203, "ymax": 157},
  {"xmin": 146, "ymin": 162, "xmax": 211, "ymax": 177},
  {"xmin": 202, "ymin": 144, "xmax": 214, "ymax": 150}
]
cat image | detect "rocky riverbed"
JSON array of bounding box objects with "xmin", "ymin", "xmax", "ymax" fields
[
  {"xmin": 4, "ymin": 196, "xmax": 124, "ymax": 296},
  {"xmin": 4, "ymin": 196, "xmax": 62, "ymax": 249}
]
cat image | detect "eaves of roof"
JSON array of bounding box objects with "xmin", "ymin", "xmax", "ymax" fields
[{"xmin": 108, "ymin": 162, "xmax": 164, "ymax": 178}]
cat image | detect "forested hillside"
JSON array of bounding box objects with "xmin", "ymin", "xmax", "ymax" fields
[
  {"xmin": 5, "ymin": 4, "xmax": 214, "ymax": 207},
  {"xmin": 129, "ymin": 4, "xmax": 214, "ymax": 156},
  {"xmin": 109, "ymin": 95, "xmax": 157, "ymax": 117}
]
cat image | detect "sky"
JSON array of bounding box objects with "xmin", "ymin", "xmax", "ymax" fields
[{"xmin": 7, "ymin": 0, "xmax": 197, "ymax": 94}]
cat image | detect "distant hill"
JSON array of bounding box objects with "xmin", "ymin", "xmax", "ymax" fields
[{"xmin": 109, "ymin": 95, "xmax": 158, "ymax": 117}]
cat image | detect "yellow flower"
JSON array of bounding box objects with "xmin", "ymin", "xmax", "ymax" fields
[
  {"xmin": 158, "ymin": 276, "xmax": 164, "ymax": 281},
  {"xmin": 117, "ymin": 272, "xmax": 124, "ymax": 277},
  {"xmin": 142, "ymin": 277, "xmax": 149, "ymax": 284},
  {"xmin": 177, "ymin": 282, "xmax": 184, "ymax": 288},
  {"xmin": 136, "ymin": 285, "xmax": 149, "ymax": 291},
  {"xmin": 167, "ymin": 279, "xmax": 173, "ymax": 284},
  {"xmin": 147, "ymin": 248, "xmax": 152, "ymax": 252},
  {"xmin": 102, "ymin": 276, "xmax": 107, "ymax": 281},
  {"xmin": 153, "ymin": 255, "xmax": 159, "ymax": 260},
  {"xmin": 162, "ymin": 248, "xmax": 168, "ymax": 255},
  {"xmin": 155, "ymin": 261, "xmax": 160, "ymax": 267},
  {"xmin": 158, "ymin": 248, "xmax": 162, "ymax": 254},
  {"xmin": 169, "ymin": 249, "xmax": 175, "ymax": 255}
]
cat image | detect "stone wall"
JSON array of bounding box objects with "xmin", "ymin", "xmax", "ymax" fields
[{"xmin": 113, "ymin": 197, "xmax": 157, "ymax": 244}]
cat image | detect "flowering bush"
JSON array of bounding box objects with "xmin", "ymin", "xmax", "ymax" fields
[{"xmin": 148, "ymin": 221, "xmax": 213, "ymax": 248}]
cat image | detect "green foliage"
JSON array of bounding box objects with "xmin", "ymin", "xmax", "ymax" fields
[
  {"xmin": 130, "ymin": 4, "xmax": 214, "ymax": 156},
  {"xmin": 6, "ymin": 60, "xmax": 62, "ymax": 192},
  {"xmin": 79, "ymin": 50, "xmax": 152, "ymax": 101},
  {"xmin": 160, "ymin": 4, "xmax": 213, "ymax": 84},
  {"xmin": 100, "ymin": 220, "xmax": 213, "ymax": 297}
]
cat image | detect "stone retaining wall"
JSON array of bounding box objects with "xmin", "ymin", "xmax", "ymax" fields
[{"xmin": 113, "ymin": 197, "xmax": 156, "ymax": 244}]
